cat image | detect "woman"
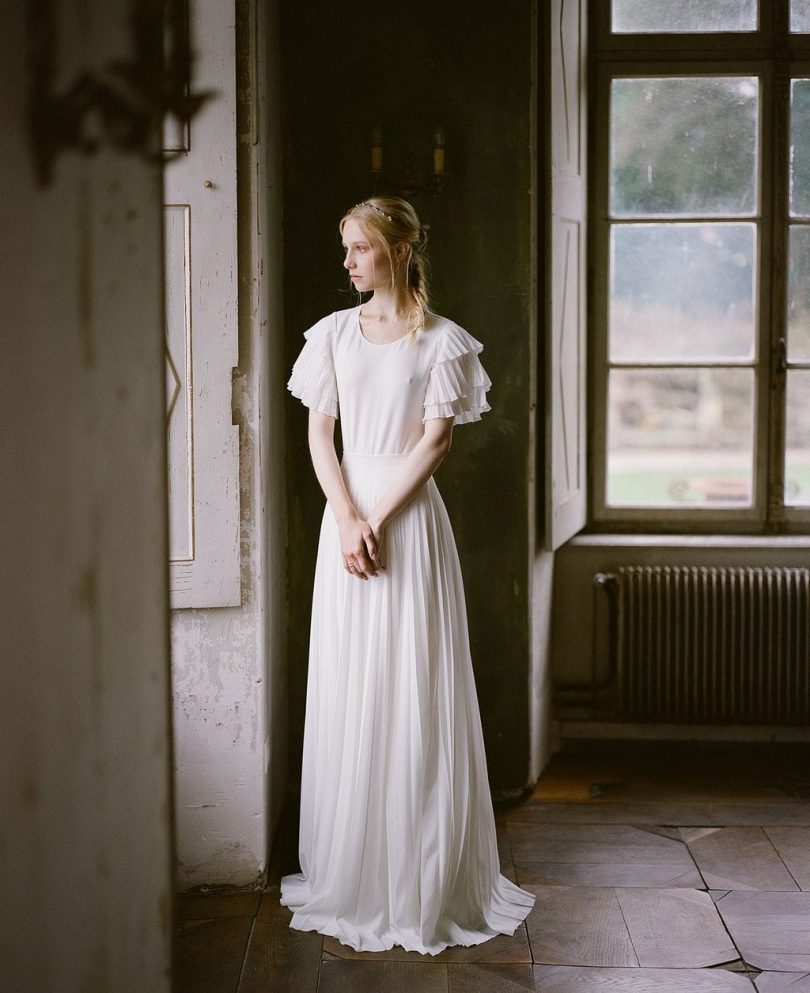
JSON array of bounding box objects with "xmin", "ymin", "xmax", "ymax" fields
[{"xmin": 280, "ymin": 196, "xmax": 535, "ymax": 954}]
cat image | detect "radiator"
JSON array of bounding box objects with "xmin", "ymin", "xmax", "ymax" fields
[{"xmin": 604, "ymin": 566, "xmax": 810, "ymax": 724}]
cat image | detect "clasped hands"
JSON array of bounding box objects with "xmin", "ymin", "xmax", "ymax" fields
[{"xmin": 338, "ymin": 514, "xmax": 384, "ymax": 580}]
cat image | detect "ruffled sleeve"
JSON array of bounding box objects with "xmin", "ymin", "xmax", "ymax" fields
[
  {"xmin": 423, "ymin": 322, "xmax": 492, "ymax": 425},
  {"xmin": 287, "ymin": 315, "xmax": 339, "ymax": 418}
]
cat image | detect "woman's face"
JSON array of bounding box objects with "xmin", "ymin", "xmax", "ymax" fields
[{"xmin": 342, "ymin": 218, "xmax": 391, "ymax": 293}]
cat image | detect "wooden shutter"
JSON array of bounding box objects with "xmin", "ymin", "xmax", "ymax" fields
[
  {"xmin": 164, "ymin": 0, "xmax": 240, "ymax": 607},
  {"xmin": 545, "ymin": 0, "xmax": 588, "ymax": 549}
]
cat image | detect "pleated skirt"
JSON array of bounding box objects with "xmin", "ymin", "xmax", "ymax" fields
[{"xmin": 279, "ymin": 451, "xmax": 535, "ymax": 955}]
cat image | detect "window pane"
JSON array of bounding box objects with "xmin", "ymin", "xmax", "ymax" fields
[
  {"xmin": 610, "ymin": 224, "xmax": 756, "ymax": 362},
  {"xmin": 611, "ymin": 78, "xmax": 758, "ymax": 216},
  {"xmin": 607, "ymin": 368, "xmax": 754, "ymax": 507},
  {"xmin": 791, "ymin": 80, "xmax": 810, "ymax": 217},
  {"xmin": 612, "ymin": 0, "xmax": 757, "ymax": 33},
  {"xmin": 786, "ymin": 372, "xmax": 810, "ymax": 506},
  {"xmin": 792, "ymin": 0, "xmax": 810, "ymax": 32},
  {"xmin": 788, "ymin": 226, "xmax": 810, "ymax": 361}
]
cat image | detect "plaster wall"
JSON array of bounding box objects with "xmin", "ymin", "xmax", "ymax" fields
[
  {"xmin": 171, "ymin": 606, "xmax": 268, "ymax": 887},
  {"xmin": 1, "ymin": 1, "xmax": 173, "ymax": 987}
]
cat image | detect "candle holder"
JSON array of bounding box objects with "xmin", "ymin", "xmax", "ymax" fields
[{"xmin": 369, "ymin": 124, "xmax": 448, "ymax": 197}]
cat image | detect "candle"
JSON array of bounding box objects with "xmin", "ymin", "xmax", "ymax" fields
[
  {"xmin": 371, "ymin": 124, "xmax": 383, "ymax": 174},
  {"xmin": 433, "ymin": 126, "xmax": 445, "ymax": 176}
]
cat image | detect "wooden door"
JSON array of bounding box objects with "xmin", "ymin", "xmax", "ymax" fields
[
  {"xmin": 164, "ymin": 0, "xmax": 240, "ymax": 607},
  {"xmin": 545, "ymin": 0, "xmax": 588, "ymax": 549}
]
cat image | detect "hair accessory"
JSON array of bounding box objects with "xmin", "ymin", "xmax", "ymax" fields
[{"xmin": 356, "ymin": 201, "xmax": 394, "ymax": 222}]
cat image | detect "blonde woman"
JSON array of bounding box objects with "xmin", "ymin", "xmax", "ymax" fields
[{"xmin": 281, "ymin": 196, "xmax": 534, "ymax": 954}]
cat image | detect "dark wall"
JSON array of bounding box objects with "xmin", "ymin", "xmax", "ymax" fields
[{"xmin": 281, "ymin": 0, "xmax": 533, "ymax": 794}]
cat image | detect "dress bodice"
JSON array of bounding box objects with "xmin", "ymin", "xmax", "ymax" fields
[{"xmin": 288, "ymin": 305, "xmax": 491, "ymax": 456}]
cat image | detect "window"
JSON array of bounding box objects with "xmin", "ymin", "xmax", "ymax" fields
[{"xmin": 591, "ymin": 1, "xmax": 810, "ymax": 532}]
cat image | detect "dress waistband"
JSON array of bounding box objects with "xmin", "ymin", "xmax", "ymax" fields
[{"xmin": 341, "ymin": 451, "xmax": 410, "ymax": 472}]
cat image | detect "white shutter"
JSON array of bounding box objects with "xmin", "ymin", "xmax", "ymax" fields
[
  {"xmin": 164, "ymin": 0, "xmax": 240, "ymax": 607},
  {"xmin": 545, "ymin": 0, "xmax": 588, "ymax": 550}
]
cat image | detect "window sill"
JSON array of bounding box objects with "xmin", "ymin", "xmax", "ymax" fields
[{"xmin": 568, "ymin": 533, "xmax": 810, "ymax": 550}]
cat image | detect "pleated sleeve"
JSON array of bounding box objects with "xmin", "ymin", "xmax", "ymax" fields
[
  {"xmin": 287, "ymin": 315, "xmax": 339, "ymax": 418},
  {"xmin": 423, "ymin": 322, "xmax": 492, "ymax": 425}
]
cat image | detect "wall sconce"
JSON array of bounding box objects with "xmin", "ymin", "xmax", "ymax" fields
[
  {"xmin": 370, "ymin": 124, "xmax": 447, "ymax": 197},
  {"xmin": 432, "ymin": 126, "xmax": 446, "ymax": 192},
  {"xmin": 371, "ymin": 124, "xmax": 384, "ymax": 179}
]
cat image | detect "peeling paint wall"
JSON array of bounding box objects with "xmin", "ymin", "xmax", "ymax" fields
[
  {"xmin": 170, "ymin": 0, "xmax": 287, "ymax": 890},
  {"xmin": 171, "ymin": 602, "xmax": 268, "ymax": 887},
  {"xmin": 1, "ymin": 0, "xmax": 174, "ymax": 988}
]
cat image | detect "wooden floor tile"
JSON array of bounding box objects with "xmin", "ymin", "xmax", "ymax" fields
[
  {"xmin": 765, "ymin": 828, "xmax": 810, "ymax": 890},
  {"xmin": 755, "ymin": 974, "xmax": 810, "ymax": 991},
  {"xmin": 446, "ymin": 964, "xmax": 535, "ymax": 992},
  {"xmin": 643, "ymin": 825, "xmax": 687, "ymax": 841},
  {"xmin": 583, "ymin": 784, "xmax": 795, "ymax": 804},
  {"xmin": 501, "ymin": 860, "xmax": 519, "ymax": 883},
  {"xmin": 524, "ymin": 886, "xmax": 638, "ymax": 967},
  {"xmin": 717, "ymin": 891, "xmax": 810, "ymax": 971},
  {"xmin": 515, "ymin": 860, "xmax": 701, "ymax": 888},
  {"xmin": 530, "ymin": 743, "xmax": 810, "ymax": 799},
  {"xmin": 532, "ymin": 965, "xmax": 755, "ymax": 991},
  {"xmin": 685, "ymin": 828, "xmax": 800, "ymax": 891},
  {"xmin": 322, "ymin": 924, "xmax": 532, "ymax": 964},
  {"xmin": 509, "ymin": 823, "xmax": 701, "ymax": 888},
  {"xmin": 614, "ymin": 888, "xmax": 737, "ymax": 968},
  {"xmin": 176, "ymin": 890, "xmax": 261, "ymax": 920},
  {"xmin": 496, "ymin": 820, "xmax": 513, "ymax": 859},
  {"xmin": 508, "ymin": 823, "xmax": 693, "ymax": 864},
  {"xmin": 505, "ymin": 802, "xmax": 810, "ymax": 827},
  {"xmin": 175, "ymin": 916, "xmax": 254, "ymax": 993},
  {"xmin": 257, "ymin": 884, "xmax": 283, "ymax": 919},
  {"xmin": 236, "ymin": 909, "xmax": 322, "ymax": 993},
  {"xmin": 317, "ymin": 960, "xmax": 449, "ymax": 993}
]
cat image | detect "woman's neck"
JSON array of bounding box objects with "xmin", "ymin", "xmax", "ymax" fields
[{"xmin": 361, "ymin": 287, "xmax": 413, "ymax": 323}]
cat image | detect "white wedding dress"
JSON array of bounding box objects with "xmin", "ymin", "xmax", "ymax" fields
[{"xmin": 280, "ymin": 304, "xmax": 535, "ymax": 955}]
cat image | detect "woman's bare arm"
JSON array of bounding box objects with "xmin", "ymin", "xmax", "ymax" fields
[
  {"xmin": 308, "ymin": 410, "xmax": 380, "ymax": 579},
  {"xmin": 367, "ymin": 416, "xmax": 455, "ymax": 535}
]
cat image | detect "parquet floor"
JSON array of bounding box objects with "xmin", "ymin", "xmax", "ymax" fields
[{"xmin": 175, "ymin": 741, "xmax": 810, "ymax": 992}]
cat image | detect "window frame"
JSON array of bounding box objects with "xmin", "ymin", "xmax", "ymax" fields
[
  {"xmin": 593, "ymin": 2, "xmax": 776, "ymax": 53},
  {"xmin": 783, "ymin": 59, "xmax": 810, "ymax": 531},
  {"xmin": 588, "ymin": 1, "xmax": 810, "ymax": 535}
]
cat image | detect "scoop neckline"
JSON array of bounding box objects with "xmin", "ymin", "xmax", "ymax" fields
[{"xmin": 356, "ymin": 306, "xmax": 412, "ymax": 347}]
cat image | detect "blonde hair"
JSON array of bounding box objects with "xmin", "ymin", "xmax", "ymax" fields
[{"xmin": 340, "ymin": 196, "xmax": 431, "ymax": 334}]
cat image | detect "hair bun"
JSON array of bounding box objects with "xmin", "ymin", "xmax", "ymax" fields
[{"xmin": 415, "ymin": 226, "xmax": 428, "ymax": 251}]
